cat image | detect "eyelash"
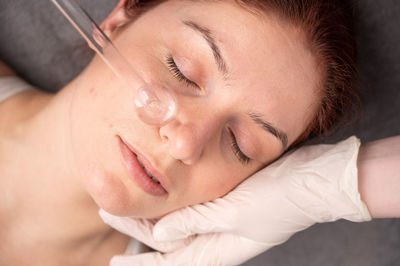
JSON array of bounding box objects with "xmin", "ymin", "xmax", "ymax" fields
[
  {"xmin": 228, "ymin": 128, "xmax": 251, "ymax": 165},
  {"xmin": 166, "ymin": 55, "xmax": 199, "ymax": 88},
  {"xmin": 166, "ymin": 55, "xmax": 249, "ymax": 165}
]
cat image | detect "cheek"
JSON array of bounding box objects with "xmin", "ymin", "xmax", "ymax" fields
[
  {"xmin": 68, "ymin": 84, "xmax": 138, "ymax": 214},
  {"xmin": 71, "ymin": 128, "xmax": 134, "ymax": 215},
  {"xmin": 183, "ymin": 164, "xmax": 250, "ymax": 205},
  {"xmin": 84, "ymin": 168, "xmax": 132, "ymax": 216}
]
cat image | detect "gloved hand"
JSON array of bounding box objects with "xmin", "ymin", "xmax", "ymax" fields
[{"xmin": 100, "ymin": 136, "xmax": 372, "ymax": 266}]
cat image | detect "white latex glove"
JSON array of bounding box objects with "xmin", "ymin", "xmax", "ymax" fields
[{"xmin": 100, "ymin": 136, "xmax": 371, "ymax": 266}]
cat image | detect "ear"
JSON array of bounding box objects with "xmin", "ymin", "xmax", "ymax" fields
[{"xmin": 100, "ymin": 0, "xmax": 139, "ymax": 36}]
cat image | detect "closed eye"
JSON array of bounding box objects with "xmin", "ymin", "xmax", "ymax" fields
[
  {"xmin": 228, "ymin": 128, "xmax": 251, "ymax": 165},
  {"xmin": 166, "ymin": 55, "xmax": 199, "ymax": 88}
]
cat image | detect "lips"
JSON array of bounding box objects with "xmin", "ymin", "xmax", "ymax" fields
[
  {"xmin": 136, "ymin": 156, "xmax": 160, "ymax": 183},
  {"xmin": 118, "ymin": 136, "xmax": 168, "ymax": 196}
]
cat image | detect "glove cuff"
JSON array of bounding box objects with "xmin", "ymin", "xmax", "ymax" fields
[
  {"xmin": 338, "ymin": 136, "xmax": 372, "ymax": 222},
  {"xmin": 284, "ymin": 136, "xmax": 372, "ymax": 223}
]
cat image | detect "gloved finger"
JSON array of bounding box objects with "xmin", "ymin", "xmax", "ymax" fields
[
  {"xmin": 111, "ymin": 233, "xmax": 270, "ymax": 266},
  {"xmin": 99, "ymin": 209, "xmax": 190, "ymax": 252},
  {"xmin": 153, "ymin": 198, "xmax": 242, "ymax": 242}
]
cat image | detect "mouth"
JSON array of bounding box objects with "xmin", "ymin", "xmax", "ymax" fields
[
  {"xmin": 118, "ymin": 136, "xmax": 168, "ymax": 196},
  {"xmin": 136, "ymin": 156, "xmax": 160, "ymax": 184}
]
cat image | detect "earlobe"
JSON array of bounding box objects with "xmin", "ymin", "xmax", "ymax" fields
[{"xmin": 100, "ymin": 0, "xmax": 138, "ymax": 36}]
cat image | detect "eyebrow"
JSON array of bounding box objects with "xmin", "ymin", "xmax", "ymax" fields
[
  {"xmin": 182, "ymin": 21, "xmax": 287, "ymax": 151},
  {"xmin": 248, "ymin": 112, "xmax": 289, "ymax": 150},
  {"xmin": 183, "ymin": 20, "xmax": 228, "ymax": 77}
]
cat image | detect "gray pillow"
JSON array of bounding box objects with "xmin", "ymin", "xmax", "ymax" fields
[
  {"xmin": 1, "ymin": 1, "xmax": 399, "ymax": 266},
  {"xmin": 0, "ymin": 0, "xmax": 117, "ymax": 91}
]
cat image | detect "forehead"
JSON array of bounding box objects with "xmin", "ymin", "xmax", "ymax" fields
[{"xmin": 154, "ymin": 0, "xmax": 322, "ymax": 141}]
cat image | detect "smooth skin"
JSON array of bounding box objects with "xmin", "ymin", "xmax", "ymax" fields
[{"xmin": 0, "ymin": 0, "xmax": 321, "ymax": 265}]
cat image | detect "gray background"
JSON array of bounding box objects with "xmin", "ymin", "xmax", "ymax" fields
[{"xmin": 0, "ymin": 0, "xmax": 399, "ymax": 265}]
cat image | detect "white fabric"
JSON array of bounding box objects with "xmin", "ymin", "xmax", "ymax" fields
[{"xmin": 0, "ymin": 76, "xmax": 35, "ymax": 103}]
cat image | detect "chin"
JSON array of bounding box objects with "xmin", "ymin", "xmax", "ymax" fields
[
  {"xmin": 91, "ymin": 192, "xmax": 133, "ymax": 217},
  {"xmin": 98, "ymin": 199, "xmax": 166, "ymax": 218},
  {"xmin": 83, "ymin": 169, "xmax": 134, "ymax": 216},
  {"xmin": 84, "ymin": 174, "xmax": 163, "ymax": 218}
]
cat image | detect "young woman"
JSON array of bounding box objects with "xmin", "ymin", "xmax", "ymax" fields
[{"xmin": 0, "ymin": 0, "xmax": 361, "ymax": 265}]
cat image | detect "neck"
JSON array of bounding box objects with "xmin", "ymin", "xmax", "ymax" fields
[{"xmin": 0, "ymin": 77, "xmax": 129, "ymax": 264}]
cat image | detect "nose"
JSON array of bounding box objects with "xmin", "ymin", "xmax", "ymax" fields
[{"xmin": 159, "ymin": 112, "xmax": 218, "ymax": 165}]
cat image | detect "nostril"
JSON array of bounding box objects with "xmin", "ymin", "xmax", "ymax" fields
[
  {"xmin": 161, "ymin": 134, "xmax": 169, "ymax": 142},
  {"xmin": 181, "ymin": 158, "xmax": 196, "ymax": 165},
  {"xmin": 160, "ymin": 122, "xmax": 204, "ymax": 163}
]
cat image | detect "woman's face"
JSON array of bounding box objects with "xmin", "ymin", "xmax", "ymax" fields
[{"xmin": 69, "ymin": 0, "xmax": 321, "ymax": 218}]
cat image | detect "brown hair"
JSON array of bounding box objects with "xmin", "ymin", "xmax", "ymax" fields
[
  {"xmin": 125, "ymin": 0, "xmax": 359, "ymax": 147},
  {"xmin": 239, "ymin": 0, "xmax": 359, "ymax": 146}
]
